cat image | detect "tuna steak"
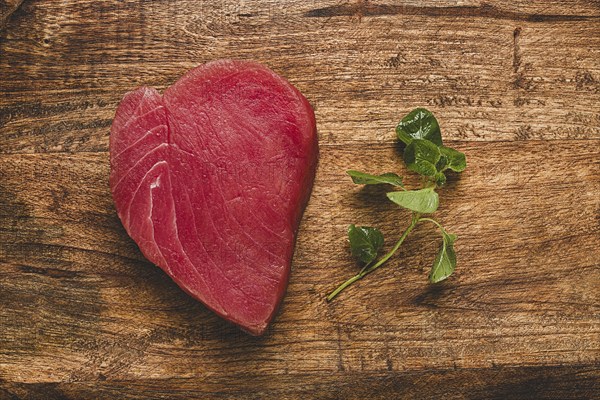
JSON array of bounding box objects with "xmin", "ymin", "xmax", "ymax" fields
[{"xmin": 110, "ymin": 60, "xmax": 318, "ymax": 335}]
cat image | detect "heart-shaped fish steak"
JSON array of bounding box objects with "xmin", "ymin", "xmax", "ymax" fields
[{"xmin": 110, "ymin": 60, "xmax": 318, "ymax": 335}]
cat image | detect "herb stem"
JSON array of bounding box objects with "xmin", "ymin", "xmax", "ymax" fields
[
  {"xmin": 326, "ymin": 213, "xmax": 420, "ymax": 302},
  {"xmin": 418, "ymin": 217, "xmax": 444, "ymax": 231}
]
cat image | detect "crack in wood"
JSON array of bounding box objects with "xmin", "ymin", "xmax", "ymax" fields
[
  {"xmin": 303, "ymin": 2, "xmax": 600, "ymax": 22},
  {"xmin": 513, "ymin": 27, "xmax": 522, "ymax": 74}
]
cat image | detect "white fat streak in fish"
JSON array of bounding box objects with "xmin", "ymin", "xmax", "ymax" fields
[{"xmin": 150, "ymin": 176, "xmax": 161, "ymax": 189}]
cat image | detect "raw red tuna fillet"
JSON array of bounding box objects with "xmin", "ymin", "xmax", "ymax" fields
[{"xmin": 109, "ymin": 60, "xmax": 318, "ymax": 335}]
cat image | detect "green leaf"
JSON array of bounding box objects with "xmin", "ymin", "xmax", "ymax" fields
[
  {"xmin": 439, "ymin": 146, "xmax": 466, "ymax": 172},
  {"xmin": 403, "ymin": 139, "xmax": 441, "ymax": 177},
  {"xmin": 434, "ymin": 172, "xmax": 447, "ymax": 186},
  {"xmin": 436, "ymin": 155, "xmax": 448, "ymax": 171},
  {"xmin": 386, "ymin": 187, "xmax": 439, "ymax": 214},
  {"xmin": 348, "ymin": 225, "xmax": 384, "ymax": 265},
  {"xmin": 396, "ymin": 108, "xmax": 443, "ymax": 146},
  {"xmin": 429, "ymin": 230, "xmax": 457, "ymax": 283},
  {"xmin": 347, "ymin": 170, "xmax": 403, "ymax": 187}
]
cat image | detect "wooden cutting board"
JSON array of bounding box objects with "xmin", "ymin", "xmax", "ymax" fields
[{"xmin": 1, "ymin": 1, "xmax": 599, "ymax": 398}]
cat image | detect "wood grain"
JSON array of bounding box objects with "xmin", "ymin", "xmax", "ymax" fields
[
  {"xmin": 2, "ymin": 365, "xmax": 599, "ymax": 400},
  {"xmin": 0, "ymin": 0, "xmax": 23, "ymax": 30},
  {"xmin": 1, "ymin": 0, "xmax": 599, "ymax": 398}
]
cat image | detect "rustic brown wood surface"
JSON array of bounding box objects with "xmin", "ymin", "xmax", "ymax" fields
[
  {"xmin": 1, "ymin": 0, "xmax": 599, "ymax": 398},
  {"xmin": 0, "ymin": 0, "xmax": 22, "ymax": 30}
]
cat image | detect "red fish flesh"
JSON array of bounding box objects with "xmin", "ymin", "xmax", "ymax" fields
[{"xmin": 109, "ymin": 60, "xmax": 318, "ymax": 335}]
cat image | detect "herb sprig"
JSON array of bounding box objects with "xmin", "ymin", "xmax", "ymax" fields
[{"xmin": 327, "ymin": 108, "xmax": 466, "ymax": 302}]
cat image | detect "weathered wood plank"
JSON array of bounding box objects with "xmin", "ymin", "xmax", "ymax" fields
[
  {"xmin": 1, "ymin": 0, "xmax": 599, "ymax": 154},
  {"xmin": 1, "ymin": 141, "xmax": 598, "ymax": 387},
  {"xmin": 2, "ymin": 365, "xmax": 599, "ymax": 400},
  {"xmin": 1, "ymin": 0, "xmax": 599, "ymax": 397},
  {"xmin": 0, "ymin": 0, "xmax": 22, "ymax": 30}
]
